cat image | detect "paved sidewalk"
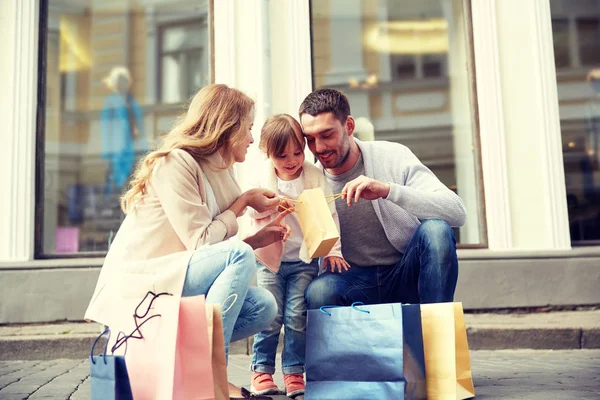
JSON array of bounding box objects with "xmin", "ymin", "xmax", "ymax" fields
[{"xmin": 0, "ymin": 350, "xmax": 598, "ymax": 399}]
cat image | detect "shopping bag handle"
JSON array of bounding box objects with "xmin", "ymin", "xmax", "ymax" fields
[
  {"xmin": 110, "ymin": 313, "xmax": 162, "ymax": 354},
  {"xmin": 319, "ymin": 302, "xmax": 371, "ymax": 316},
  {"xmin": 90, "ymin": 327, "xmax": 111, "ymax": 365},
  {"xmin": 110, "ymin": 291, "xmax": 172, "ymax": 354},
  {"xmin": 135, "ymin": 291, "xmax": 172, "ymax": 319}
]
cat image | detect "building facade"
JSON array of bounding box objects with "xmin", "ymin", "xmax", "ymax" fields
[{"xmin": 0, "ymin": 0, "xmax": 599, "ymax": 323}]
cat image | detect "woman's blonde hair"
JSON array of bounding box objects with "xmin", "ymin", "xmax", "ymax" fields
[
  {"xmin": 121, "ymin": 83, "xmax": 254, "ymax": 213},
  {"xmin": 259, "ymin": 114, "xmax": 305, "ymax": 158}
]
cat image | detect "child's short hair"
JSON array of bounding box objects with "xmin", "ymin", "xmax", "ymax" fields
[{"xmin": 259, "ymin": 114, "xmax": 305, "ymax": 157}]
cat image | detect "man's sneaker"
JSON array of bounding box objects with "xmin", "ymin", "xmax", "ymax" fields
[
  {"xmin": 250, "ymin": 372, "xmax": 280, "ymax": 396},
  {"xmin": 283, "ymin": 373, "xmax": 305, "ymax": 398}
]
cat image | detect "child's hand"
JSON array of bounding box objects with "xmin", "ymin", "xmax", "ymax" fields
[
  {"xmin": 323, "ymin": 256, "xmax": 351, "ymax": 273},
  {"xmin": 283, "ymin": 223, "xmax": 292, "ymax": 242}
]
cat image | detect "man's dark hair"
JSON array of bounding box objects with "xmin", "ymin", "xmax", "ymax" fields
[{"xmin": 298, "ymin": 88, "xmax": 351, "ymax": 124}]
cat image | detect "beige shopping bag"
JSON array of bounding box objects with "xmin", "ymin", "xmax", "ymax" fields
[
  {"xmin": 205, "ymin": 304, "xmax": 229, "ymax": 400},
  {"xmin": 420, "ymin": 302, "xmax": 475, "ymax": 400},
  {"xmin": 295, "ymin": 187, "xmax": 340, "ymax": 258}
]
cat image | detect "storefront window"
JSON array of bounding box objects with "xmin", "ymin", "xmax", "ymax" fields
[
  {"xmin": 39, "ymin": 1, "xmax": 212, "ymax": 256},
  {"xmin": 551, "ymin": 0, "xmax": 600, "ymax": 243},
  {"xmin": 309, "ymin": 0, "xmax": 485, "ymax": 245}
]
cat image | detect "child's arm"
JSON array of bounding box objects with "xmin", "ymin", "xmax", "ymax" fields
[
  {"xmin": 323, "ymin": 211, "xmax": 351, "ymax": 273},
  {"xmin": 322, "ymin": 176, "xmax": 350, "ymax": 272}
]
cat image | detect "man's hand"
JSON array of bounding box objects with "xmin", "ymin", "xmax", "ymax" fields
[
  {"xmin": 323, "ymin": 256, "xmax": 351, "ymax": 273},
  {"xmin": 245, "ymin": 188, "xmax": 280, "ymax": 213},
  {"xmin": 244, "ymin": 210, "xmax": 292, "ymax": 249},
  {"xmin": 341, "ymin": 175, "xmax": 390, "ymax": 206}
]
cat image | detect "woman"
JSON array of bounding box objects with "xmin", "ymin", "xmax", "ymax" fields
[{"xmin": 85, "ymin": 84, "xmax": 289, "ymax": 399}]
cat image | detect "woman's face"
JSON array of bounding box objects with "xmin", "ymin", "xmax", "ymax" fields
[{"xmin": 232, "ymin": 109, "xmax": 255, "ymax": 163}]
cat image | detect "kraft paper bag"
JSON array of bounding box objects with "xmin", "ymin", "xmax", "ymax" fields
[
  {"xmin": 295, "ymin": 187, "xmax": 340, "ymax": 258},
  {"xmin": 306, "ymin": 302, "xmax": 426, "ymax": 400},
  {"xmin": 420, "ymin": 302, "xmax": 475, "ymax": 400},
  {"xmin": 205, "ymin": 303, "xmax": 230, "ymax": 400}
]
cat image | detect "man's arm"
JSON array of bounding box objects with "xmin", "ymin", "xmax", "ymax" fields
[
  {"xmin": 387, "ymin": 159, "xmax": 467, "ymax": 227},
  {"xmin": 342, "ymin": 147, "xmax": 467, "ymax": 227}
]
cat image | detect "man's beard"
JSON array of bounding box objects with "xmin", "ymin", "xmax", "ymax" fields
[{"xmin": 319, "ymin": 145, "xmax": 350, "ymax": 169}]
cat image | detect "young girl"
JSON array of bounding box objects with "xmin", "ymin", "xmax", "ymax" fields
[{"xmin": 247, "ymin": 114, "xmax": 350, "ymax": 398}]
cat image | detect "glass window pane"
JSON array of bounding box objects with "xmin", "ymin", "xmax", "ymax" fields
[
  {"xmin": 552, "ymin": 18, "xmax": 570, "ymax": 69},
  {"xmin": 577, "ymin": 18, "xmax": 600, "ymax": 66},
  {"xmin": 41, "ymin": 2, "xmax": 212, "ymax": 256},
  {"xmin": 310, "ymin": 0, "xmax": 484, "ymax": 245},
  {"xmin": 551, "ymin": 2, "xmax": 600, "ymax": 243},
  {"xmin": 161, "ymin": 25, "xmax": 204, "ymax": 52}
]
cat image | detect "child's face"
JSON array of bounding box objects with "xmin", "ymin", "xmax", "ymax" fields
[{"xmin": 271, "ymin": 141, "xmax": 305, "ymax": 181}]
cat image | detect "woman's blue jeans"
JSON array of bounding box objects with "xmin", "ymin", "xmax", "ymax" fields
[
  {"xmin": 181, "ymin": 239, "xmax": 277, "ymax": 361},
  {"xmin": 251, "ymin": 259, "xmax": 319, "ymax": 375}
]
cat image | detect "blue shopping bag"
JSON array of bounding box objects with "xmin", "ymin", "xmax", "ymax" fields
[
  {"xmin": 305, "ymin": 302, "xmax": 426, "ymax": 400},
  {"xmin": 90, "ymin": 328, "xmax": 133, "ymax": 400}
]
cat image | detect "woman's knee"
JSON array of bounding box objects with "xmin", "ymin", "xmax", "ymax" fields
[{"xmin": 225, "ymin": 239, "xmax": 256, "ymax": 280}]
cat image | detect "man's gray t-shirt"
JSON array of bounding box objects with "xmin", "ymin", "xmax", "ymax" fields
[{"xmin": 325, "ymin": 154, "xmax": 402, "ymax": 268}]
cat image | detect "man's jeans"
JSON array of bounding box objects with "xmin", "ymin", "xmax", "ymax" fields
[
  {"xmin": 181, "ymin": 240, "xmax": 277, "ymax": 361},
  {"xmin": 306, "ymin": 220, "xmax": 458, "ymax": 309},
  {"xmin": 251, "ymin": 260, "xmax": 319, "ymax": 375}
]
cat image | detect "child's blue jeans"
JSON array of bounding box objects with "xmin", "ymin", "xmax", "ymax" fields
[{"xmin": 251, "ymin": 259, "xmax": 319, "ymax": 374}]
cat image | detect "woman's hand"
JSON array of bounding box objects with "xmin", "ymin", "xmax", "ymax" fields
[
  {"xmin": 245, "ymin": 188, "xmax": 280, "ymax": 213},
  {"xmin": 244, "ymin": 210, "xmax": 292, "ymax": 249}
]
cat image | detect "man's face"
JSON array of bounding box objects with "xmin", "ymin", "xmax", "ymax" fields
[{"xmin": 300, "ymin": 112, "xmax": 352, "ymax": 169}]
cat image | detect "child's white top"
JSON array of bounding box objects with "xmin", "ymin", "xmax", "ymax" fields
[{"xmin": 276, "ymin": 171, "xmax": 305, "ymax": 262}]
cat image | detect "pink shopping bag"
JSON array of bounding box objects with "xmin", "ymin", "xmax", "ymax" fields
[{"xmin": 111, "ymin": 292, "xmax": 216, "ymax": 400}]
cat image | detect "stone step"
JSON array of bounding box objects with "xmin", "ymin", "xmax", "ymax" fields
[{"xmin": 0, "ymin": 310, "xmax": 598, "ymax": 361}]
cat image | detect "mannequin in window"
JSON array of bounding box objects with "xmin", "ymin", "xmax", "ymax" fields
[{"xmin": 101, "ymin": 66, "xmax": 147, "ymax": 199}]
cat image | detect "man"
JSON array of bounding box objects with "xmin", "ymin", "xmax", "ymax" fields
[{"xmin": 299, "ymin": 88, "xmax": 467, "ymax": 308}]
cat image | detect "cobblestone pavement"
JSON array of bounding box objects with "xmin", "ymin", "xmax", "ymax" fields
[{"xmin": 0, "ymin": 350, "xmax": 598, "ymax": 399}]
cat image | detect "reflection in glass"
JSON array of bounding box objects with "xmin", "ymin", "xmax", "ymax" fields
[
  {"xmin": 310, "ymin": 0, "xmax": 483, "ymax": 245},
  {"xmin": 43, "ymin": 2, "xmax": 211, "ymax": 255},
  {"xmin": 551, "ymin": 0, "xmax": 600, "ymax": 242}
]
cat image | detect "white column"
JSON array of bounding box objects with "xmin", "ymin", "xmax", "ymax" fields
[
  {"xmin": 494, "ymin": 0, "xmax": 570, "ymax": 250},
  {"xmin": 0, "ymin": 0, "xmax": 39, "ymax": 261},
  {"xmin": 213, "ymin": 0, "xmax": 236, "ymax": 87},
  {"xmin": 325, "ymin": 0, "xmax": 367, "ymax": 86},
  {"xmin": 214, "ymin": 0, "xmax": 272, "ymax": 190},
  {"xmin": 471, "ymin": 0, "xmax": 512, "ymax": 250},
  {"xmin": 284, "ymin": 0, "xmax": 313, "ymax": 115}
]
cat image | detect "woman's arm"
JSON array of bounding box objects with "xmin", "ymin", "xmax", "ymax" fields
[{"xmin": 151, "ymin": 152, "xmax": 237, "ymax": 250}]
